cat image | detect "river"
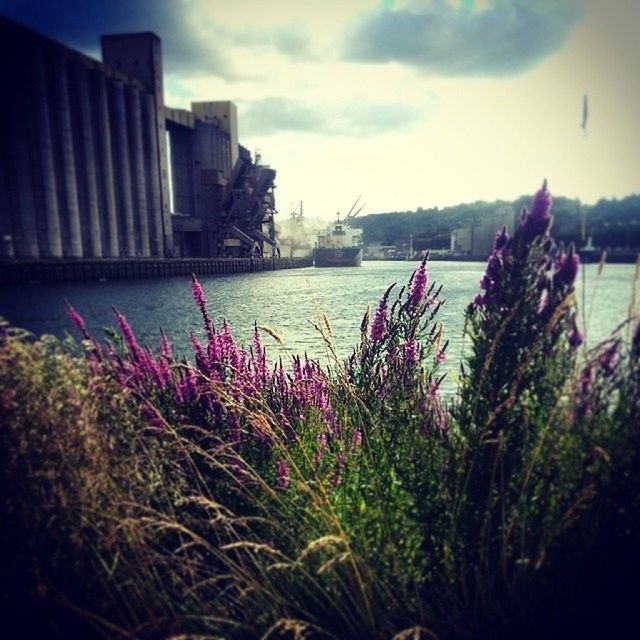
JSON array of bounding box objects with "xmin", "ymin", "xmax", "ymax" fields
[{"xmin": 0, "ymin": 261, "xmax": 637, "ymax": 392}]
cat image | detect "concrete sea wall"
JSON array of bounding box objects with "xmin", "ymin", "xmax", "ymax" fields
[{"xmin": 0, "ymin": 257, "xmax": 313, "ymax": 285}]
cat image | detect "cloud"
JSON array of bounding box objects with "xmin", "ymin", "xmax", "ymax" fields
[
  {"xmin": 240, "ymin": 97, "xmax": 430, "ymax": 137},
  {"xmin": 343, "ymin": 0, "xmax": 584, "ymax": 76},
  {"xmin": 216, "ymin": 23, "xmax": 314, "ymax": 60},
  {"xmin": 0, "ymin": 0, "xmax": 312, "ymax": 80}
]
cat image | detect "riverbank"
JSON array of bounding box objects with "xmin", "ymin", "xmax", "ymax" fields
[
  {"xmin": 365, "ymin": 249, "xmax": 639, "ymax": 263},
  {"xmin": 0, "ymin": 256, "xmax": 313, "ymax": 284}
]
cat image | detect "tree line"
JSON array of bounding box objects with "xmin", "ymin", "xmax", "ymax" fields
[{"xmin": 350, "ymin": 193, "xmax": 640, "ymax": 251}]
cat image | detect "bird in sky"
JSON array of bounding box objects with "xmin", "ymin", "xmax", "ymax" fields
[{"xmin": 581, "ymin": 94, "xmax": 589, "ymax": 134}]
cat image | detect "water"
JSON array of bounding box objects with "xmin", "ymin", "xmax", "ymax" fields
[{"xmin": 0, "ymin": 261, "xmax": 637, "ymax": 389}]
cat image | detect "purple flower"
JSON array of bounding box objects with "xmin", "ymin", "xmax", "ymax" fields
[
  {"xmin": 522, "ymin": 180, "xmax": 552, "ymax": 241},
  {"xmin": 408, "ymin": 259, "xmax": 429, "ymax": 308},
  {"xmin": 141, "ymin": 402, "xmax": 166, "ymax": 432},
  {"xmin": 191, "ymin": 274, "xmax": 215, "ymax": 343},
  {"xmin": 157, "ymin": 330, "xmax": 173, "ymax": 388},
  {"xmin": 190, "ymin": 334, "xmax": 210, "ymax": 375},
  {"xmin": 114, "ymin": 309, "xmax": 145, "ymax": 363},
  {"xmin": 494, "ymin": 226, "xmax": 509, "ymax": 252},
  {"xmin": 315, "ymin": 432, "xmax": 328, "ymax": 466},
  {"xmin": 576, "ymin": 363, "xmax": 595, "ymax": 419},
  {"xmin": 178, "ymin": 364, "xmax": 198, "ymax": 402},
  {"xmin": 435, "ymin": 347, "xmax": 446, "ymax": 365},
  {"xmin": 65, "ymin": 301, "xmax": 91, "ymax": 341},
  {"xmin": 567, "ymin": 312, "xmax": 584, "ymax": 348},
  {"xmin": 474, "ymin": 227, "xmax": 512, "ymax": 308},
  {"xmin": 276, "ymin": 459, "xmax": 290, "ymax": 490},
  {"xmin": 371, "ymin": 296, "xmax": 388, "ymax": 342},
  {"xmin": 554, "ymin": 244, "xmax": 580, "ymax": 289},
  {"xmin": 598, "ymin": 340, "xmax": 620, "ymax": 376},
  {"xmin": 403, "ymin": 339, "xmax": 419, "ymax": 366}
]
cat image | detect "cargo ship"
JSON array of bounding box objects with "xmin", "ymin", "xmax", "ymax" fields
[{"xmin": 313, "ymin": 198, "xmax": 364, "ymax": 267}]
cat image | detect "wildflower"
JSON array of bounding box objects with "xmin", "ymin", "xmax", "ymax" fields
[
  {"xmin": 494, "ymin": 226, "xmax": 509, "ymax": 252},
  {"xmin": 371, "ymin": 295, "xmax": 388, "ymax": 342},
  {"xmin": 403, "ymin": 339, "xmax": 419, "ymax": 367},
  {"xmin": 114, "ymin": 308, "xmax": 145, "ymax": 363},
  {"xmin": 65, "ymin": 301, "xmax": 91, "ymax": 341},
  {"xmin": 408, "ymin": 258, "xmax": 428, "ymax": 308},
  {"xmin": 66, "ymin": 301, "xmax": 103, "ymax": 361},
  {"xmin": 475, "ymin": 228, "xmax": 510, "ymax": 307},
  {"xmin": 157, "ymin": 329, "xmax": 173, "ymax": 388},
  {"xmin": 178, "ymin": 363, "xmax": 198, "ymax": 402},
  {"xmin": 191, "ymin": 274, "xmax": 215, "ymax": 343},
  {"xmin": 554, "ymin": 244, "xmax": 580, "ymax": 289},
  {"xmin": 141, "ymin": 402, "xmax": 166, "ymax": 432},
  {"xmin": 567, "ymin": 313, "xmax": 584, "ymax": 348},
  {"xmin": 576, "ymin": 363, "xmax": 595, "ymax": 419},
  {"xmin": 435, "ymin": 347, "xmax": 447, "ymax": 365},
  {"xmin": 315, "ymin": 432, "xmax": 328, "ymax": 466},
  {"xmin": 276, "ymin": 459, "xmax": 290, "ymax": 490},
  {"xmin": 522, "ymin": 179, "xmax": 552, "ymax": 241},
  {"xmin": 599, "ymin": 340, "xmax": 620, "ymax": 376},
  {"xmin": 190, "ymin": 334, "xmax": 210, "ymax": 374}
]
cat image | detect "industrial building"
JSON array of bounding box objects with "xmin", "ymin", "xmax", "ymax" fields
[
  {"xmin": 0, "ymin": 15, "xmax": 277, "ymax": 261},
  {"xmin": 451, "ymin": 206, "xmax": 516, "ymax": 257}
]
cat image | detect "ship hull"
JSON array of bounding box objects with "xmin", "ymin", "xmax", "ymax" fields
[{"xmin": 313, "ymin": 246, "xmax": 363, "ymax": 267}]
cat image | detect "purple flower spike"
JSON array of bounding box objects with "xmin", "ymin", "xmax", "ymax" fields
[
  {"xmin": 191, "ymin": 274, "xmax": 215, "ymax": 342},
  {"xmin": 276, "ymin": 459, "xmax": 290, "ymax": 490},
  {"xmin": 567, "ymin": 313, "xmax": 584, "ymax": 348},
  {"xmin": 371, "ymin": 296, "xmax": 389, "ymax": 342},
  {"xmin": 599, "ymin": 340, "xmax": 620, "ymax": 376},
  {"xmin": 65, "ymin": 301, "xmax": 91, "ymax": 341},
  {"xmin": 403, "ymin": 339, "xmax": 419, "ymax": 367},
  {"xmin": 114, "ymin": 309, "xmax": 144, "ymax": 362},
  {"xmin": 408, "ymin": 259, "xmax": 429, "ymax": 308},
  {"xmin": 522, "ymin": 180, "xmax": 552, "ymax": 241},
  {"xmin": 494, "ymin": 226, "xmax": 510, "ymax": 253},
  {"xmin": 554, "ymin": 244, "xmax": 580, "ymax": 289}
]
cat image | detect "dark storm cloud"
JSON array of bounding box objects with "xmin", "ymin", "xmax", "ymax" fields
[
  {"xmin": 0, "ymin": 0, "xmax": 309, "ymax": 79},
  {"xmin": 241, "ymin": 97, "xmax": 427, "ymax": 137},
  {"xmin": 343, "ymin": 0, "xmax": 584, "ymax": 76}
]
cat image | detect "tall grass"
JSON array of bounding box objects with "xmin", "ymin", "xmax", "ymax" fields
[{"xmin": 1, "ymin": 183, "xmax": 639, "ymax": 639}]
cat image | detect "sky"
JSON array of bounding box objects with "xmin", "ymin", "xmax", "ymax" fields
[{"xmin": 2, "ymin": 0, "xmax": 639, "ymax": 221}]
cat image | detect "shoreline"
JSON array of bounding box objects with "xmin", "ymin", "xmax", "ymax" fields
[{"xmin": 0, "ymin": 256, "xmax": 313, "ymax": 285}]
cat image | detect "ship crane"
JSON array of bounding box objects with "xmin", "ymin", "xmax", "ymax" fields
[{"xmin": 344, "ymin": 195, "xmax": 366, "ymax": 221}]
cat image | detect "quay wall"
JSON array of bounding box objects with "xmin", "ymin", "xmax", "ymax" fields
[{"xmin": 0, "ymin": 257, "xmax": 312, "ymax": 285}]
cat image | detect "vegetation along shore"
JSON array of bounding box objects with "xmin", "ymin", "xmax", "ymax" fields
[{"xmin": 1, "ymin": 183, "xmax": 639, "ymax": 638}]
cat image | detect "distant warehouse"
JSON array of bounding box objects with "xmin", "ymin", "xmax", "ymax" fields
[
  {"xmin": 0, "ymin": 15, "xmax": 277, "ymax": 261},
  {"xmin": 451, "ymin": 206, "xmax": 516, "ymax": 257}
]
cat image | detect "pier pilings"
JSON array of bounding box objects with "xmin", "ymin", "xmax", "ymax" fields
[{"xmin": 0, "ymin": 257, "xmax": 313, "ymax": 285}]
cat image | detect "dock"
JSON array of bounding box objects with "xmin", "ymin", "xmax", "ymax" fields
[{"xmin": 0, "ymin": 257, "xmax": 312, "ymax": 285}]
